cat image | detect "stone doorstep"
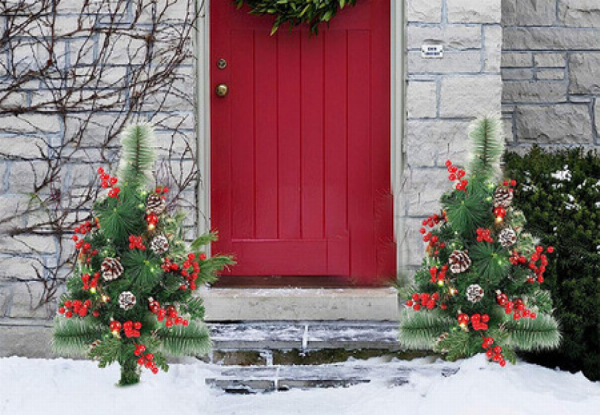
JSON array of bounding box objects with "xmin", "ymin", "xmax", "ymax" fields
[
  {"xmin": 199, "ymin": 287, "xmax": 399, "ymax": 322},
  {"xmin": 206, "ymin": 364, "xmax": 459, "ymax": 393},
  {"xmin": 208, "ymin": 321, "xmax": 401, "ymax": 352}
]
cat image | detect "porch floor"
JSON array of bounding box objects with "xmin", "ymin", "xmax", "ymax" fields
[{"xmin": 199, "ymin": 287, "xmax": 399, "ymax": 321}]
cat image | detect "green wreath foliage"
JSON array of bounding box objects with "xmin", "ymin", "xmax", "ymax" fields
[{"xmin": 234, "ymin": 0, "xmax": 357, "ymax": 34}]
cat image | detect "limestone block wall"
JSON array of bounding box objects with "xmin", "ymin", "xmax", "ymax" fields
[
  {"xmin": 398, "ymin": 0, "xmax": 503, "ymax": 272},
  {"xmin": 0, "ymin": 1, "xmax": 197, "ymax": 357},
  {"xmin": 502, "ymin": 0, "xmax": 600, "ymax": 149}
]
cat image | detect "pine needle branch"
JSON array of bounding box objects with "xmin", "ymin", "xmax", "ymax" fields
[
  {"xmin": 467, "ymin": 115, "xmax": 504, "ymax": 182},
  {"xmin": 506, "ymin": 314, "xmax": 562, "ymax": 351},
  {"xmin": 117, "ymin": 123, "xmax": 157, "ymax": 188},
  {"xmin": 398, "ymin": 309, "xmax": 453, "ymax": 350},
  {"xmin": 156, "ymin": 321, "xmax": 212, "ymax": 356},
  {"xmin": 52, "ymin": 317, "xmax": 106, "ymax": 357}
]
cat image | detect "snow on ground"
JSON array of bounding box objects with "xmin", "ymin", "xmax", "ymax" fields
[{"xmin": 0, "ymin": 355, "xmax": 598, "ymax": 415}]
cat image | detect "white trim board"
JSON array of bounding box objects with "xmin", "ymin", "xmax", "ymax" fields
[{"xmin": 195, "ymin": 0, "xmax": 405, "ymax": 273}]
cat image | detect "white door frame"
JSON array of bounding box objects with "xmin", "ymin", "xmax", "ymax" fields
[{"xmin": 195, "ymin": 1, "xmax": 406, "ymax": 268}]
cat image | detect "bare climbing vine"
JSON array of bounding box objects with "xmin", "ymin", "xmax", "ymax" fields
[{"xmin": 0, "ymin": 0, "xmax": 202, "ymax": 308}]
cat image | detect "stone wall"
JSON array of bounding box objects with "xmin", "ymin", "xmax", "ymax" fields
[
  {"xmin": 0, "ymin": 0, "xmax": 197, "ymax": 357},
  {"xmin": 502, "ymin": 0, "xmax": 600, "ymax": 149},
  {"xmin": 398, "ymin": 0, "xmax": 503, "ymax": 272}
]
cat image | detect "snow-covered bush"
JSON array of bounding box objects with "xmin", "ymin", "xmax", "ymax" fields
[{"xmin": 505, "ymin": 147, "xmax": 599, "ymax": 381}]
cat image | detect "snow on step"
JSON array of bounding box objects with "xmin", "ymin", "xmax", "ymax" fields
[
  {"xmin": 206, "ymin": 364, "xmax": 459, "ymax": 393},
  {"xmin": 208, "ymin": 321, "xmax": 400, "ymax": 351}
]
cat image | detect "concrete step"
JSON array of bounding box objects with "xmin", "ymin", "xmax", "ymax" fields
[
  {"xmin": 208, "ymin": 321, "xmax": 400, "ymax": 351},
  {"xmin": 205, "ymin": 363, "xmax": 459, "ymax": 393},
  {"xmin": 204, "ymin": 321, "xmax": 426, "ymax": 367},
  {"xmin": 200, "ymin": 287, "xmax": 399, "ymax": 321}
]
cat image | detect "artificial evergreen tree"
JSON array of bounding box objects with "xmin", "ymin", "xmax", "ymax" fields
[
  {"xmin": 398, "ymin": 116, "xmax": 561, "ymax": 366},
  {"xmin": 52, "ymin": 124, "xmax": 234, "ymax": 385}
]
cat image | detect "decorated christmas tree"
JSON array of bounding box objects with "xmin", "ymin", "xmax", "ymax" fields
[
  {"xmin": 52, "ymin": 124, "xmax": 234, "ymax": 385},
  {"xmin": 398, "ymin": 116, "xmax": 561, "ymax": 366}
]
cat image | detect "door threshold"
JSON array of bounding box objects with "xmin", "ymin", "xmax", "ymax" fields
[
  {"xmin": 199, "ymin": 286, "xmax": 399, "ymax": 322},
  {"xmin": 212, "ymin": 275, "xmax": 392, "ymax": 288}
]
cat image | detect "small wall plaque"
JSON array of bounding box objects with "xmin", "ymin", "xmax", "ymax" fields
[{"xmin": 421, "ymin": 43, "xmax": 444, "ymax": 59}]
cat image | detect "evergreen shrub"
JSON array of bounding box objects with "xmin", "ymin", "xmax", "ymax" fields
[{"xmin": 505, "ymin": 147, "xmax": 600, "ymax": 381}]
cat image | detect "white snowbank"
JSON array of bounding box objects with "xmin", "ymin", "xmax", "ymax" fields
[{"xmin": 0, "ymin": 355, "xmax": 598, "ymax": 415}]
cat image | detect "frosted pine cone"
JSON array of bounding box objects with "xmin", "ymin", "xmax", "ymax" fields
[
  {"xmin": 449, "ymin": 250, "xmax": 471, "ymax": 274},
  {"xmin": 146, "ymin": 194, "xmax": 166, "ymax": 215},
  {"xmin": 101, "ymin": 257, "xmax": 123, "ymax": 281},
  {"xmin": 466, "ymin": 284, "xmax": 485, "ymax": 303},
  {"xmin": 493, "ymin": 187, "xmax": 513, "ymax": 208},
  {"xmin": 118, "ymin": 291, "xmax": 136, "ymax": 310},
  {"xmin": 150, "ymin": 234, "xmax": 169, "ymax": 255},
  {"xmin": 498, "ymin": 228, "xmax": 517, "ymax": 247}
]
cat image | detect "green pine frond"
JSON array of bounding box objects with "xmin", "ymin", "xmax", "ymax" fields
[
  {"xmin": 120, "ymin": 249, "xmax": 162, "ymax": 292},
  {"xmin": 190, "ymin": 232, "xmax": 219, "ymax": 250},
  {"xmin": 117, "ymin": 123, "xmax": 157, "ymax": 189},
  {"xmin": 52, "ymin": 317, "xmax": 106, "ymax": 357},
  {"xmin": 179, "ymin": 296, "xmax": 206, "ymax": 320},
  {"xmin": 156, "ymin": 321, "xmax": 212, "ymax": 356},
  {"xmin": 398, "ymin": 309, "xmax": 453, "ymax": 350},
  {"xmin": 467, "ymin": 115, "xmax": 504, "ymax": 182},
  {"xmin": 89, "ymin": 337, "xmax": 123, "ymax": 368},
  {"xmin": 444, "ymin": 192, "xmax": 492, "ymax": 238},
  {"xmin": 506, "ymin": 314, "xmax": 561, "ymax": 351},
  {"xmin": 526, "ymin": 290, "xmax": 554, "ymax": 315},
  {"xmin": 95, "ymin": 193, "xmax": 145, "ymax": 241},
  {"xmin": 435, "ymin": 330, "xmax": 481, "ymax": 361},
  {"xmin": 469, "ymin": 243, "xmax": 511, "ymax": 284}
]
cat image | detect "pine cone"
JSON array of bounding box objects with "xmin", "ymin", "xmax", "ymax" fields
[
  {"xmin": 449, "ymin": 250, "xmax": 471, "ymax": 274},
  {"xmin": 118, "ymin": 291, "xmax": 136, "ymax": 310},
  {"xmin": 498, "ymin": 228, "xmax": 517, "ymax": 247},
  {"xmin": 150, "ymin": 234, "xmax": 169, "ymax": 255},
  {"xmin": 466, "ymin": 284, "xmax": 485, "ymax": 303},
  {"xmin": 101, "ymin": 257, "xmax": 123, "ymax": 281},
  {"xmin": 493, "ymin": 187, "xmax": 513, "ymax": 208},
  {"xmin": 146, "ymin": 194, "xmax": 166, "ymax": 215}
]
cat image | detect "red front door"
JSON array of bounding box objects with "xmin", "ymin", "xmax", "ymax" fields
[{"xmin": 210, "ymin": 0, "xmax": 394, "ymax": 285}]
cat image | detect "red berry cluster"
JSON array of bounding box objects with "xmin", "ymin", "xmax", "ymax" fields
[
  {"xmin": 445, "ymin": 160, "xmax": 468, "ymax": 191},
  {"xmin": 527, "ymin": 246, "xmax": 553, "ymax": 283},
  {"xmin": 135, "ymin": 345, "xmax": 159, "ymax": 374},
  {"xmin": 406, "ymin": 292, "xmax": 440, "ymax": 311},
  {"xmin": 496, "ymin": 292, "xmax": 537, "ymax": 320},
  {"xmin": 457, "ymin": 313, "xmax": 490, "ymax": 330},
  {"xmin": 470, "ymin": 313, "xmax": 490, "ymax": 330},
  {"xmin": 476, "ymin": 228, "xmax": 494, "ymax": 243},
  {"xmin": 109, "ymin": 320, "xmax": 142, "ymax": 338},
  {"xmin": 179, "ymin": 253, "xmax": 201, "ymax": 291},
  {"xmin": 149, "ymin": 300, "xmax": 189, "ymax": 328},
  {"xmin": 493, "ymin": 206, "xmax": 507, "ymax": 220},
  {"xmin": 481, "ymin": 337, "xmax": 506, "ymax": 367},
  {"xmin": 161, "ymin": 257, "xmax": 178, "ymax": 272},
  {"xmin": 146, "ymin": 213, "xmax": 159, "ymax": 229},
  {"xmin": 419, "ymin": 214, "xmax": 446, "ymax": 256},
  {"xmin": 128, "ymin": 235, "xmax": 146, "ymax": 250},
  {"xmin": 74, "ymin": 220, "xmax": 97, "ymax": 236},
  {"xmin": 155, "ymin": 186, "xmax": 169, "ymax": 195},
  {"xmin": 59, "ymin": 299, "xmax": 92, "ymax": 318},
  {"xmin": 509, "ymin": 250, "xmax": 528, "ymax": 266},
  {"xmin": 502, "ymin": 179, "xmax": 517, "ymax": 188},
  {"xmin": 97, "ymin": 168, "xmax": 120, "ymax": 198},
  {"xmin": 429, "ymin": 265, "xmax": 448, "ymax": 284},
  {"xmin": 81, "ymin": 272, "xmax": 100, "ymax": 291},
  {"xmin": 509, "ymin": 246, "xmax": 553, "ymax": 283}
]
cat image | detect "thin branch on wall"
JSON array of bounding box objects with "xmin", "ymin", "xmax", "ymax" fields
[{"xmin": 0, "ymin": 0, "xmax": 203, "ymax": 311}]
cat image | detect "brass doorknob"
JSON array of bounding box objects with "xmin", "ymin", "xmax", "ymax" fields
[{"xmin": 215, "ymin": 84, "xmax": 229, "ymax": 97}]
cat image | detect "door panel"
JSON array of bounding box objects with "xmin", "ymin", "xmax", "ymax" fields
[{"xmin": 210, "ymin": 0, "xmax": 394, "ymax": 285}]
